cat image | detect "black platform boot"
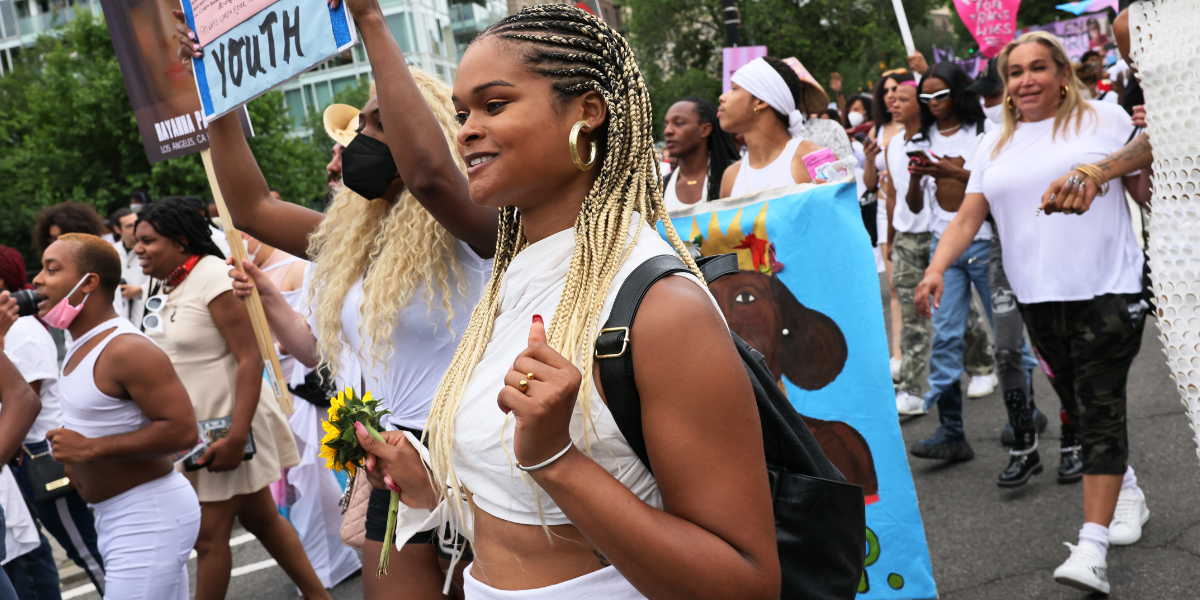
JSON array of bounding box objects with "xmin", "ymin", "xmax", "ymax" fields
[
  {"xmin": 910, "ymin": 382, "xmax": 974, "ymax": 461},
  {"xmin": 998, "ymin": 389, "xmax": 1042, "ymax": 487},
  {"xmin": 1058, "ymin": 410, "xmax": 1083, "ymax": 484}
]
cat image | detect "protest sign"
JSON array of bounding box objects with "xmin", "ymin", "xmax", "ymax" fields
[
  {"xmin": 183, "ymin": 0, "xmax": 357, "ymax": 121},
  {"xmin": 722, "ymin": 45, "xmax": 768, "ymax": 93},
  {"xmin": 660, "ymin": 182, "xmax": 936, "ymax": 599},
  {"xmin": 1016, "ymin": 11, "xmax": 1115, "ymax": 64},
  {"xmin": 97, "ymin": 0, "xmax": 253, "ymax": 163},
  {"xmin": 954, "ymin": 0, "xmax": 1020, "ymax": 58}
]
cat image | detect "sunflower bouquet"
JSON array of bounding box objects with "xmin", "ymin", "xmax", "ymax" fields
[{"xmin": 321, "ymin": 388, "xmax": 398, "ymax": 575}]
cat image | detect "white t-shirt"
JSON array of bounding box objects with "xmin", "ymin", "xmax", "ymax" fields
[
  {"xmin": 112, "ymin": 240, "xmax": 150, "ymax": 325},
  {"xmin": 920, "ymin": 125, "xmax": 993, "ymax": 240},
  {"xmin": 308, "ymin": 241, "xmax": 493, "ymax": 430},
  {"xmin": 887, "ymin": 130, "xmax": 932, "ymax": 234},
  {"xmin": 966, "ymin": 101, "xmax": 1143, "ymax": 303},
  {"xmin": 2, "ymin": 317, "xmax": 63, "ymax": 443}
]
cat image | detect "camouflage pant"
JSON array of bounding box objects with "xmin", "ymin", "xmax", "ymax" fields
[
  {"xmin": 892, "ymin": 232, "xmax": 994, "ymax": 396},
  {"xmin": 1020, "ymin": 293, "xmax": 1147, "ymax": 475}
]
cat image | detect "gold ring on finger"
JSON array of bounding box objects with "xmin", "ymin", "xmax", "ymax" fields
[
  {"xmin": 526, "ymin": 372, "xmax": 535, "ymax": 380},
  {"xmin": 518, "ymin": 379, "xmax": 529, "ymax": 393}
]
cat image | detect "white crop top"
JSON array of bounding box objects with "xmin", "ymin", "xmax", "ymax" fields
[
  {"xmin": 59, "ymin": 318, "xmax": 153, "ymax": 438},
  {"xmin": 451, "ymin": 218, "xmax": 716, "ymax": 526}
]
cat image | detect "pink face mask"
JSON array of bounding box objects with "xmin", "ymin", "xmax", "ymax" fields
[{"xmin": 42, "ymin": 273, "xmax": 93, "ymax": 330}]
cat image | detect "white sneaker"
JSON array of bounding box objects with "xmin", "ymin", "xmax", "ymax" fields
[
  {"xmin": 890, "ymin": 357, "xmax": 901, "ymax": 382},
  {"xmin": 1053, "ymin": 542, "xmax": 1110, "ymax": 595},
  {"xmin": 1109, "ymin": 488, "xmax": 1149, "ymax": 545},
  {"xmin": 896, "ymin": 391, "xmax": 926, "ymax": 416},
  {"xmin": 967, "ymin": 373, "xmax": 998, "ymax": 398}
]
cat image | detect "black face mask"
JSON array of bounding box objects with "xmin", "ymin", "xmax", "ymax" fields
[{"xmin": 342, "ymin": 134, "xmax": 399, "ymax": 200}]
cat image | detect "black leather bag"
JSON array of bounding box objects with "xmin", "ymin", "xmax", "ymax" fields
[
  {"xmin": 595, "ymin": 253, "xmax": 866, "ymax": 600},
  {"xmin": 23, "ymin": 445, "xmax": 73, "ymax": 504}
]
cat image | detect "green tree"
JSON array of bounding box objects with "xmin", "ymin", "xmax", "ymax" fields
[
  {"xmin": 0, "ymin": 12, "xmax": 328, "ymax": 266},
  {"xmin": 626, "ymin": 0, "xmax": 937, "ymax": 136}
]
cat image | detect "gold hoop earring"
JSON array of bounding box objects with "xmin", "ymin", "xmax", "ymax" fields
[
  {"xmin": 569, "ymin": 120, "xmax": 597, "ymax": 171},
  {"xmin": 1006, "ymin": 95, "xmax": 1015, "ymax": 109},
  {"xmin": 1061, "ymin": 85, "xmax": 1069, "ymax": 98}
]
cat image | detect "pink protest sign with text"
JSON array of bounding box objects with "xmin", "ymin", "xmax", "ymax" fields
[
  {"xmin": 723, "ymin": 46, "xmax": 768, "ymax": 93},
  {"xmin": 954, "ymin": 0, "xmax": 1021, "ymax": 58},
  {"xmin": 192, "ymin": 0, "xmax": 282, "ymax": 44}
]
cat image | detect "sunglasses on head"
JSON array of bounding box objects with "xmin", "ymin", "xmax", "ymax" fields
[
  {"xmin": 918, "ymin": 89, "xmax": 952, "ymax": 104},
  {"xmin": 881, "ymin": 68, "xmax": 908, "ymax": 77}
]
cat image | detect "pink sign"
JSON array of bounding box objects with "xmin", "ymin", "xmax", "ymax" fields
[
  {"xmin": 954, "ymin": 0, "xmax": 1021, "ymax": 58},
  {"xmin": 191, "ymin": 0, "xmax": 282, "ymax": 43},
  {"xmin": 722, "ymin": 46, "xmax": 769, "ymax": 93}
]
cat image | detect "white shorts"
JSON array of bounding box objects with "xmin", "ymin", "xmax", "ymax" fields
[
  {"xmin": 91, "ymin": 471, "xmax": 201, "ymax": 600},
  {"xmin": 464, "ymin": 564, "xmax": 646, "ymax": 599}
]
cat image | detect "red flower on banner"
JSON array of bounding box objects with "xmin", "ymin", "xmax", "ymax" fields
[{"xmin": 735, "ymin": 234, "xmax": 770, "ymax": 274}]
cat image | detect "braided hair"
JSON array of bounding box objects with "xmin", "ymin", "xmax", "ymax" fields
[
  {"xmin": 678, "ymin": 95, "xmax": 739, "ymax": 202},
  {"xmin": 136, "ymin": 197, "xmax": 226, "ymax": 260},
  {"xmin": 423, "ymin": 4, "xmax": 700, "ymax": 535}
]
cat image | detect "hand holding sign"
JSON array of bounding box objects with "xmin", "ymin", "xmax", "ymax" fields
[
  {"xmin": 497, "ymin": 315, "xmax": 582, "ymax": 469},
  {"xmin": 175, "ymin": 0, "xmax": 356, "ymax": 121}
]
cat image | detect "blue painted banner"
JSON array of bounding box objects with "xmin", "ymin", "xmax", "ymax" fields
[
  {"xmin": 183, "ymin": 0, "xmax": 356, "ymax": 121},
  {"xmin": 658, "ymin": 182, "xmax": 937, "ymax": 599}
]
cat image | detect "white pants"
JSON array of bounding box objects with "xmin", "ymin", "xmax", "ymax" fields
[
  {"xmin": 464, "ymin": 564, "xmax": 647, "ymax": 599},
  {"xmin": 91, "ymin": 471, "xmax": 200, "ymax": 600}
]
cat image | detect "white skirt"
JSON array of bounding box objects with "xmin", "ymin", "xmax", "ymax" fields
[{"xmin": 464, "ymin": 564, "xmax": 647, "ymax": 599}]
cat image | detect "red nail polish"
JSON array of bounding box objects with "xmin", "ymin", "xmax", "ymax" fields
[{"xmin": 532, "ymin": 314, "xmax": 543, "ymax": 325}]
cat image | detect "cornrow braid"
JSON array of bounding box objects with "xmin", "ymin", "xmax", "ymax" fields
[
  {"xmin": 422, "ymin": 4, "xmax": 701, "ymax": 541},
  {"xmin": 136, "ymin": 197, "xmax": 226, "ymax": 260}
]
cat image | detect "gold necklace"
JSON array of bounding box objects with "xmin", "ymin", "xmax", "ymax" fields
[{"xmin": 685, "ymin": 179, "xmax": 699, "ymax": 185}]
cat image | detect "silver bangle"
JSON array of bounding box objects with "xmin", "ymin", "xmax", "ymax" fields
[{"xmin": 516, "ymin": 442, "xmax": 575, "ymax": 472}]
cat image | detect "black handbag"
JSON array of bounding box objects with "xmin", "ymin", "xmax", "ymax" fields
[
  {"xmin": 595, "ymin": 254, "xmax": 866, "ymax": 599},
  {"xmin": 183, "ymin": 416, "xmax": 256, "ymax": 472},
  {"xmin": 23, "ymin": 444, "xmax": 73, "ymax": 504}
]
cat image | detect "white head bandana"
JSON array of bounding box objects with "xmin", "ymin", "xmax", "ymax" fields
[{"xmin": 731, "ymin": 58, "xmax": 806, "ymax": 137}]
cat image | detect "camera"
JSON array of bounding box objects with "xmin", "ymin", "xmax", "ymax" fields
[{"xmin": 13, "ymin": 289, "xmax": 45, "ymax": 318}]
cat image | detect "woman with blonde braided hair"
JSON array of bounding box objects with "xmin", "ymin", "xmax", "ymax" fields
[
  {"xmin": 353, "ymin": 5, "xmax": 779, "ymax": 599},
  {"xmin": 174, "ymin": 0, "xmax": 496, "ymax": 594}
]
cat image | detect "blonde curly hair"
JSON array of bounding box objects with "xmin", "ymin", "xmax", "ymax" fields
[{"xmin": 305, "ymin": 71, "xmax": 468, "ymax": 380}]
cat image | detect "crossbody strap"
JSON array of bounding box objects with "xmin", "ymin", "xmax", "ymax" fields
[{"xmin": 595, "ymin": 253, "xmax": 739, "ymax": 475}]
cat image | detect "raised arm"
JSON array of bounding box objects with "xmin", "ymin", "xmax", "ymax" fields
[
  {"xmin": 334, "ymin": 0, "xmax": 497, "ymax": 254},
  {"xmin": 914, "ymin": 193, "xmax": 989, "ymax": 317},
  {"xmin": 173, "ymin": 11, "xmax": 323, "ymax": 258},
  {"xmin": 227, "ymin": 259, "xmax": 320, "ymax": 368}
]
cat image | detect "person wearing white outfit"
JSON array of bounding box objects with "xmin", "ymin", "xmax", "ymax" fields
[
  {"xmin": 918, "ymin": 32, "xmax": 1153, "ymax": 595},
  {"xmin": 110, "ymin": 208, "xmax": 149, "ymax": 325},
  {"xmin": 355, "ymin": 7, "xmax": 780, "ymax": 599},
  {"xmin": 661, "ymin": 97, "xmax": 740, "ymax": 213},
  {"xmin": 716, "ymin": 56, "xmax": 826, "ymax": 198},
  {"xmin": 29, "ymin": 234, "xmax": 201, "ymax": 600}
]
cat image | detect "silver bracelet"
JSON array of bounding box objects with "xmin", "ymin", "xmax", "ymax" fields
[{"xmin": 516, "ymin": 442, "xmax": 575, "ymax": 472}]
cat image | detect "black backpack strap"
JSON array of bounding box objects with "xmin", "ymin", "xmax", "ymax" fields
[
  {"xmin": 595, "ymin": 252, "xmax": 739, "ymax": 474},
  {"xmin": 595, "ymin": 255, "xmax": 689, "ymax": 474}
]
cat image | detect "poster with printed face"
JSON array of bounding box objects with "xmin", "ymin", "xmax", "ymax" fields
[
  {"xmin": 1016, "ymin": 11, "xmax": 1115, "ymax": 64},
  {"xmin": 658, "ymin": 182, "xmax": 936, "ymax": 599},
  {"xmin": 182, "ymin": 0, "xmax": 357, "ymax": 121},
  {"xmin": 97, "ymin": 0, "xmax": 254, "ymax": 163}
]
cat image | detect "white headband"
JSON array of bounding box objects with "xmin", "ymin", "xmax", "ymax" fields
[{"xmin": 732, "ymin": 58, "xmax": 805, "ymax": 137}]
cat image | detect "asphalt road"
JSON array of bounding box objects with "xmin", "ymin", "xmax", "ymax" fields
[{"xmin": 59, "ymin": 276, "xmax": 1200, "ymax": 600}]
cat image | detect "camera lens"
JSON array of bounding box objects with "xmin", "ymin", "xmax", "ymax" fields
[{"xmin": 13, "ymin": 289, "xmax": 45, "ymax": 318}]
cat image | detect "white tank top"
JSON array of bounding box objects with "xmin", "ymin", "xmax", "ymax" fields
[
  {"xmin": 59, "ymin": 318, "xmax": 153, "ymax": 438},
  {"xmin": 730, "ymin": 137, "xmax": 803, "ymax": 197},
  {"xmin": 662, "ymin": 160, "xmax": 708, "ymax": 213},
  {"xmin": 452, "ymin": 218, "xmax": 717, "ymax": 525}
]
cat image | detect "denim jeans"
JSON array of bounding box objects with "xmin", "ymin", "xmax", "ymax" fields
[
  {"xmin": 3, "ymin": 531, "xmax": 60, "ymax": 600},
  {"xmin": 924, "ymin": 237, "xmax": 994, "ymax": 411},
  {"xmin": 0, "ymin": 506, "xmax": 20, "ymax": 600},
  {"xmin": 11, "ymin": 441, "xmax": 104, "ymax": 594}
]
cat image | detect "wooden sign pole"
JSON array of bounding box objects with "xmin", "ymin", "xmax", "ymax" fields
[{"xmin": 200, "ymin": 148, "xmax": 293, "ymax": 414}]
